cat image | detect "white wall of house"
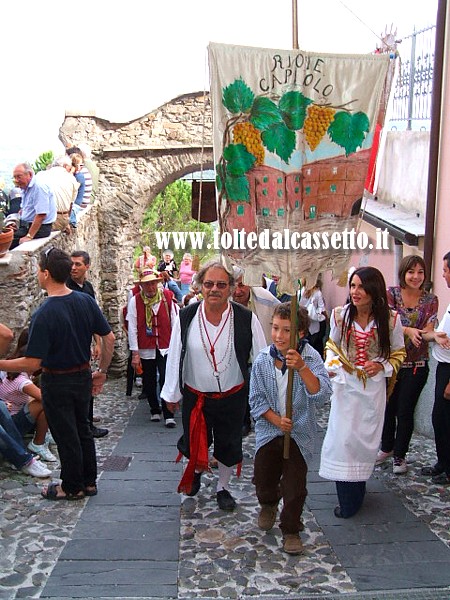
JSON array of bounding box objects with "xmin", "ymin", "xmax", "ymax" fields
[{"xmin": 377, "ymin": 130, "xmax": 430, "ymax": 215}]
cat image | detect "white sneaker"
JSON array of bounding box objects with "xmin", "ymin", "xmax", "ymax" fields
[
  {"xmin": 28, "ymin": 441, "xmax": 58, "ymax": 462},
  {"xmin": 150, "ymin": 414, "xmax": 161, "ymax": 422},
  {"xmin": 45, "ymin": 431, "xmax": 55, "ymax": 445},
  {"xmin": 21, "ymin": 458, "xmax": 52, "ymax": 478},
  {"xmin": 165, "ymin": 418, "xmax": 176, "ymax": 428},
  {"xmin": 375, "ymin": 450, "xmax": 393, "ymax": 465},
  {"xmin": 393, "ymin": 457, "xmax": 408, "ymax": 475},
  {"xmin": 135, "ymin": 377, "xmax": 143, "ymax": 387}
]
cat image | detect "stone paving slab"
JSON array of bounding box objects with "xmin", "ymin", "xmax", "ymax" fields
[
  {"xmin": 91, "ymin": 478, "xmax": 179, "ymax": 494},
  {"xmin": 71, "ymin": 519, "xmax": 179, "ymax": 540},
  {"xmin": 58, "ymin": 538, "xmax": 179, "ymax": 562},
  {"xmin": 42, "ymin": 583, "xmax": 177, "ymax": 598},
  {"xmin": 78, "ymin": 504, "xmax": 180, "ymax": 523},
  {"xmin": 44, "ymin": 560, "xmax": 177, "ymax": 584},
  {"xmin": 322, "ymin": 521, "xmax": 439, "ymax": 545},
  {"xmin": 346, "ymin": 563, "xmax": 450, "ymax": 592},
  {"xmin": 334, "ymin": 540, "xmax": 450, "ymax": 567}
]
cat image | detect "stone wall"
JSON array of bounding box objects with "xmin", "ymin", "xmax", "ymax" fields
[
  {"xmin": 0, "ymin": 206, "xmax": 102, "ymax": 357},
  {"xmin": 60, "ymin": 92, "xmax": 212, "ymax": 153}
]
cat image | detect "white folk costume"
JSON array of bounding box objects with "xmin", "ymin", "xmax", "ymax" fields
[{"xmin": 319, "ymin": 305, "xmax": 405, "ymax": 482}]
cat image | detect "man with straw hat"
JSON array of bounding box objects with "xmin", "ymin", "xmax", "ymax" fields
[{"xmin": 127, "ymin": 268, "xmax": 179, "ymax": 427}]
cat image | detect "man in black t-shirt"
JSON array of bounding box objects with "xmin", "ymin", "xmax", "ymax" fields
[
  {"xmin": 66, "ymin": 250, "xmax": 109, "ymax": 438},
  {"xmin": 0, "ymin": 247, "xmax": 115, "ymax": 500}
]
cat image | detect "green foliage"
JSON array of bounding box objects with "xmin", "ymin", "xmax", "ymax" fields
[
  {"xmin": 224, "ymin": 174, "xmax": 250, "ymax": 202},
  {"xmin": 218, "ymin": 144, "xmax": 255, "ymax": 202},
  {"xmin": 222, "ymin": 79, "xmax": 254, "ymax": 114},
  {"xmin": 250, "ymin": 97, "xmax": 283, "ymax": 130},
  {"xmin": 223, "ymin": 144, "xmax": 255, "ymax": 176},
  {"xmin": 278, "ymin": 91, "xmax": 313, "ymax": 131},
  {"xmin": 33, "ymin": 151, "xmax": 54, "ymax": 173},
  {"xmin": 261, "ymin": 123, "xmax": 296, "ymax": 163},
  {"xmin": 328, "ymin": 111, "xmax": 370, "ymax": 156},
  {"xmin": 140, "ymin": 180, "xmax": 216, "ymax": 264}
]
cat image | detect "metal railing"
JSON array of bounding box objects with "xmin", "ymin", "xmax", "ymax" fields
[{"xmin": 389, "ymin": 25, "xmax": 436, "ymax": 130}]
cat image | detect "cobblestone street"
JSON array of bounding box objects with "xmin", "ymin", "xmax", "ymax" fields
[{"xmin": 1, "ymin": 377, "xmax": 450, "ymax": 599}]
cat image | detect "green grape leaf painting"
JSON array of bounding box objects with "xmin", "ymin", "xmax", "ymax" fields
[
  {"xmin": 328, "ymin": 111, "xmax": 370, "ymax": 156},
  {"xmin": 223, "ymin": 143, "xmax": 256, "ymax": 176},
  {"xmin": 224, "ymin": 174, "xmax": 250, "ymax": 202},
  {"xmin": 250, "ymin": 97, "xmax": 283, "ymax": 130},
  {"xmin": 222, "ymin": 79, "xmax": 255, "ymax": 114},
  {"xmin": 261, "ymin": 123, "xmax": 296, "ymax": 163},
  {"xmin": 278, "ymin": 91, "xmax": 313, "ymax": 131}
]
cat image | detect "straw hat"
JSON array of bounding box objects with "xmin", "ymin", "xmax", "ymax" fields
[{"xmin": 136, "ymin": 269, "xmax": 163, "ymax": 284}]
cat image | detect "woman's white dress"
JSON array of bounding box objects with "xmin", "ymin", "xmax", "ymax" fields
[{"xmin": 319, "ymin": 305, "xmax": 405, "ymax": 481}]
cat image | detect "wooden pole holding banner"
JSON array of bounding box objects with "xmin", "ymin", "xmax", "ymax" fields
[
  {"xmin": 283, "ymin": 294, "xmax": 298, "ymax": 459},
  {"xmin": 292, "ymin": 0, "xmax": 299, "ymax": 50},
  {"xmin": 283, "ymin": 0, "xmax": 300, "ymax": 460}
]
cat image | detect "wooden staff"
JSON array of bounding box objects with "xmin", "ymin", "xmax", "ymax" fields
[
  {"xmin": 292, "ymin": 0, "xmax": 299, "ymax": 50},
  {"xmin": 283, "ymin": 294, "xmax": 298, "ymax": 459}
]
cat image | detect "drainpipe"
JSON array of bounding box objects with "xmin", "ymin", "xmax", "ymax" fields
[
  {"xmin": 394, "ymin": 239, "xmax": 403, "ymax": 284},
  {"xmin": 423, "ymin": 0, "xmax": 447, "ymax": 286}
]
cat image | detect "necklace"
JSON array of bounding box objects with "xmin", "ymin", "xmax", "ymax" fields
[{"xmin": 198, "ymin": 305, "xmax": 234, "ymax": 392}]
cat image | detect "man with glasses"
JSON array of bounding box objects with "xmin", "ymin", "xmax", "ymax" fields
[
  {"xmin": 10, "ymin": 163, "xmax": 56, "ymax": 249},
  {"xmin": 0, "ymin": 247, "xmax": 115, "ymax": 500},
  {"xmin": 161, "ymin": 261, "xmax": 265, "ymax": 511}
]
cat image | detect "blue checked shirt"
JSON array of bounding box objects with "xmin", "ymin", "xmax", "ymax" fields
[{"xmin": 249, "ymin": 344, "xmax": 332, "ymax": 462}]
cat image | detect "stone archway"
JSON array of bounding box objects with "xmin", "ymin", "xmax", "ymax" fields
[{"xmin": 59, "ymin": 91, "xmax": 213, "ymax": 371}]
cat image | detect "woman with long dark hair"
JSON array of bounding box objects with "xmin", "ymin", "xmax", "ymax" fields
[
  {"xmin": 377, "ymin": 256, "xmax": 438, "ymax": 474},
  {"xmin": 319, "ymin": 267, "xmax": 406, "ymax": 518}
]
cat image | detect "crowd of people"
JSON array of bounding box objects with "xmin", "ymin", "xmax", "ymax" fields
[
  {"xmin": 1, "ymin": 240, "xmax": 450, "ymax": 557},
  {"xmin": 1, "ymin": 145, "xmax": 97, "ymax": 251}
]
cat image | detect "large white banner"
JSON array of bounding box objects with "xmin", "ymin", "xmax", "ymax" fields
[{"xmin": 208, "ymin": 42, "xmax": 390, "ymax": 292}]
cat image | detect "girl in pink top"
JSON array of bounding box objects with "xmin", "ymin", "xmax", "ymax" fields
[{"xmin": 0, "ymin": 329, "xmax": 56, "ymax": 462}]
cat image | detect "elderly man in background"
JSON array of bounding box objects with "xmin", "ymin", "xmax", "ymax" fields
[
  {"xmin": 10, "ymin": 163, "xmax": 56, "ymax": 249},
  {"xmin": 232, "ymin": 266, "xmax": 280, "ymax": 344},
  {"xmin": 232, "ymin": 265, "xmax": 280, "ymax": 436}
]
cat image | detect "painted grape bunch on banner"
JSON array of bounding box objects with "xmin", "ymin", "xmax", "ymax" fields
[{"xmin": 216, "ymin": 78, "xmax": 370, "ymax": 203}]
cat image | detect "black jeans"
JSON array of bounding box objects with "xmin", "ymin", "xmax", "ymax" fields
[
  {"xmin": 10, "ymin": 221, "xmax": 53, "ymax": 249},
  {"xmin": 432, "ymin": 362, "xmax": 450, "ymax": 475},
  {"xmin": 380, "ymin": 364, "xmax": 429, "ymax": 458},
  {"xmin": 41, "ymin": 369, "xmax": 96, "ymax": 494},
  {"xmin": 141, "ymin": 351, "xmax": 171, "ymax": 419}
]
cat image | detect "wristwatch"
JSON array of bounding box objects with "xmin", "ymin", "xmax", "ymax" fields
[
  {"xmin": 25, "ymin": 233, "xmax": 33, "ymax": 239},
  {"xmin": 96, "ymin": 368, "xmax": 108, "ymax": 374}
]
